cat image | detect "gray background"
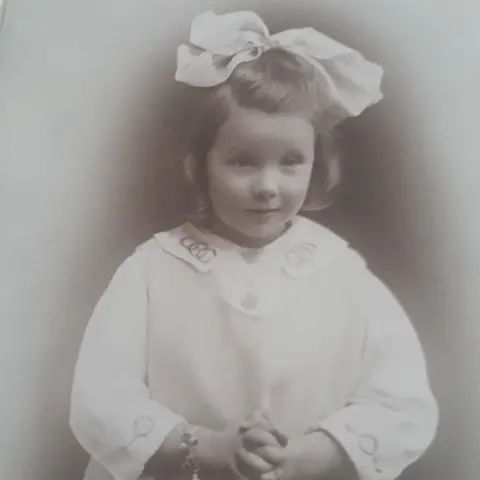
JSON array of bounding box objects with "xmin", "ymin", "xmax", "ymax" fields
[{"xmin": 1, "ymin": 0, "xmax": 478, "ymax": 478}]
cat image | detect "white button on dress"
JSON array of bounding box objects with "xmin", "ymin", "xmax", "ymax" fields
[{"xmin": 241, "ymin": 292, "xmax": 259, "ymax": 310}]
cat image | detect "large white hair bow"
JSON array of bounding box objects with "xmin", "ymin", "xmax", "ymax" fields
[{"xmin": 176, "ymin": 11, "xmax": 384, "ymax": 123}]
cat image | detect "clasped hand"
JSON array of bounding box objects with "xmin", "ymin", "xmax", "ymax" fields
[{"xmin": 232, "ymin": 409, "xmax": 289, "ymax": 480}]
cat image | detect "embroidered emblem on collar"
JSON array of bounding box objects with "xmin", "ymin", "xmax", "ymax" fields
[
  {"xmin": 285, "ymin": 242, "xmax": 317, "ymax": 268},
  {"xmin": 180, "ymin": 236, "xmax": 217, "ymax": 264}
]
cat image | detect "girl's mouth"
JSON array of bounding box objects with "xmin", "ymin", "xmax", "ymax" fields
[{"xmin": 246, "ymin": 208, "xmax": 280, "ymax": 214}]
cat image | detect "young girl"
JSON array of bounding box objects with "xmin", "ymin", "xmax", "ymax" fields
[{"xmin": 70, "ymin": 10, "xmax": 438, "ymax": 480}]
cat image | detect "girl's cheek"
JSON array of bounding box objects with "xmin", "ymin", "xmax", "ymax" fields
[
  {"xmin": 217, "ymin": 172, "xmax": 250, "ymax": 198},
  {"xmin": 228, "ymin": 169, "xmax": 254, "ymax": 186},
  {"xmin": 285, "ymin": 170, "xmax": 312, "ymax": 192}
]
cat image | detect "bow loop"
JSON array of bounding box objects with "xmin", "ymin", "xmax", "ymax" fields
[
  {"xmin": 189, "ymin": 11, "xmax": 269, "ymax": 55},
  {"xmin": 272, "ymin": 28, "xmax": 384, "ymax": 117}
]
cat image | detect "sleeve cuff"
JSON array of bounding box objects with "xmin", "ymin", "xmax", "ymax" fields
[
  {"xmin": 98, "ymin": 403, "xmax": 186, "ymax": 480},
  {"xmin": 318, "ymin": 409, "xmax": 393, "ymax": 480}
]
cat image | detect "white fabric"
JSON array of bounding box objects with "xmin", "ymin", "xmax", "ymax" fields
[
  {"xmin": 175, "ymin": 11, "xmax": 384, "ymax": 124},
  {"xmin": 70, "ymin": 216, "xmax": 438, "ymax": 480}
]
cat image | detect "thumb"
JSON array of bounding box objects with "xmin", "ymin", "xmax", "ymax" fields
[
  {"xmin": 240, "ymin": 411, "xmax": 289, "ymax": 448},
  {"xmin": 253, "ymin": 408, "xmax": 272, "ymax": 424},
  {"xmin": 242, "ymin": 409, "xmax": 272, "ymax": 430}
]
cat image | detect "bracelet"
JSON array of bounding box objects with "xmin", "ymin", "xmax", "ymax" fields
[{"xmin": 180, "ymin": 425, "xmax": 201, "ymax": 480}]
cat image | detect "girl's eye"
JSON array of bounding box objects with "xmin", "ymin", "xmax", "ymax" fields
[
  {"xmin": 281, "ymin": 155, "xmax": 305, "ymax": 167},
  {"xmin": 228, "ymin": 157, "xmax": 256, "ymax": 168}
]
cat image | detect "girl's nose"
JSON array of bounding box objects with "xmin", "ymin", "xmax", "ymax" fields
[{"xmin": 252, "ymin": 170, "xmax": 279, "ymax": 201}]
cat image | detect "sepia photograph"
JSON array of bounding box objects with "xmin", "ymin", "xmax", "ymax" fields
[{"xmin": 1, "ymin": 1, "xmax": 479, "ymax": 479}]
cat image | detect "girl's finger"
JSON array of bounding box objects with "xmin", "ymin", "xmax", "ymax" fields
[
  {"xmin": 235, "ymin": 449, "xmax": 276, "ymax": 475},
  {"xmin": 242, "ymin": 425, "xmax": 289, "ymax": 448},
  {"xmin": 243, "ymin": 428, "xmax": 280, "ymax": 447},
  {"xmin": 261, "ymin": 468, "xmax": 283, "ymax": 480},
  {"xmin": 251, "ymin": 445, "xmax": 286, "ymax": 466},
  {"xmin": 270, "ymin": 428, "xmax": 289, "ymax": 448}
]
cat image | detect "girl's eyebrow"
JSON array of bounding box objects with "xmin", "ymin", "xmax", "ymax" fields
[
  {"xmin": 225, "ymin": 146, "xmax": 251, "ymax": 156},
  {"xmin": 284, "ymin": 147, "xmax": 306, "ymax": 158}
]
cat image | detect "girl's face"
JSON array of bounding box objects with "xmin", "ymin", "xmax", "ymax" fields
[{"xmin": 206, "ymin": 107, "xmax": 315, "ymax": 247}]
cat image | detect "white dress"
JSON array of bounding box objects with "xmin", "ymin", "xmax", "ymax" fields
[{"xmin": 70, "ymin": 216, "xmax": 438, "ymax": 480}]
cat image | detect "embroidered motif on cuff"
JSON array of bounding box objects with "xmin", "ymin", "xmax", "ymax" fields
[
  {"xmin": 359, "ymin": 434, "xmax": 378, "ymax": 455},
  {"xmin": 133, "ymin": 416, "xmax": 154, "ymax": 438},
  {"xmin": 180, "ymin": 236, "xmax": 217, "ymax": 263}
]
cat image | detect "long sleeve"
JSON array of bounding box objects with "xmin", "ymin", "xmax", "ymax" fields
[
  {"xmin": 318, "ymin": 269, "xmax": 439, "ymax": 480},
  {"xmin": 69, "ymin": 248, "xmax": 186, "ymax": 480}
]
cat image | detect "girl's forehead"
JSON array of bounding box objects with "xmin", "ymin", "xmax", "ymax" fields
[{"xmin": 214, "ymin": 107, "xmax": 315, "ymax": 150}]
